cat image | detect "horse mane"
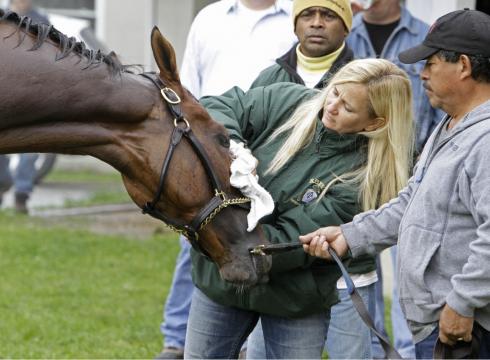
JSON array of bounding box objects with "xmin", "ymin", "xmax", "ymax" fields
[{"xmin": 0, "ymin": 8, "xmax": 134, "ymax": 76}]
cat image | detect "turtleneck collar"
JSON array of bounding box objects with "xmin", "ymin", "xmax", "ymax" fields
[{"xmin": 296, "ymin": 43, "xmax": 345, "ymax": 73}]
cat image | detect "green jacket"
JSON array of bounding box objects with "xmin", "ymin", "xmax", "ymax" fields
[
  {"xmin": 249, "ymin": 44, "xmax": 375, "ymax": 278},
  {"xmin": 193, "ymin": 83, "xmax": 368, "ymax": 318}
]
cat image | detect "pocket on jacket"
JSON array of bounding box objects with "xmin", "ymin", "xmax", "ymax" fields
[{"xmin": 398, "ymin": 225, "xmax": 442, "ymax": 306}]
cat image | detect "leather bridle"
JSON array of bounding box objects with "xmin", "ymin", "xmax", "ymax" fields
[{"xmin": 140, "ymin": 73, "xmax": 250, "ymax": 256}]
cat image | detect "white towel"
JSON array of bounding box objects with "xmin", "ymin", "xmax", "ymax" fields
[{"xmin": 229, "ymin": 140, "xmax": 275, "ymax": 232}]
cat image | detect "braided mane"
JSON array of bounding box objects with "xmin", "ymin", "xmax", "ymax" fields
[{"xmin": 0, "ymin": 8, "xmax": 129, "ymax": 76}]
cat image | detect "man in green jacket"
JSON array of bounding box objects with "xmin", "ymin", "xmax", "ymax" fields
[
  {"xmin": 251, "ymin": 0, "xmax": 353, "ymax": 90},
  {"xmin": 250, "ymin": 1, "xmax": 377, "ymax": 358}
]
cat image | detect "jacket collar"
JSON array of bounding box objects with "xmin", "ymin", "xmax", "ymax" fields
[
  {"xmin": 276, "ymin": 43, "xmax": 354, "ymax": 89},
  {"xmin": 352, "ymin": 6, "xmax": 420, "ymax": 36},
  {"xmin": 315, "ymin": 119, "xmax": 368, "ymax": 154}
]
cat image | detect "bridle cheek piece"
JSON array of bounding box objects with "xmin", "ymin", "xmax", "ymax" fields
[{"xmin": 140, "ymin": 73, "xmax": 250, "ymax": 257}]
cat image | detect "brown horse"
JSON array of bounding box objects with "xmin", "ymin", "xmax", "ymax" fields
[{"xmin": 0, "ymin": 10, "xmax": 271, "ymax": 286}]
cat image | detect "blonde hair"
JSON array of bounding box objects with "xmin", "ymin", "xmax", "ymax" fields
[{"xmin": 266, "ymin": 58, "xmax": 415, "ymax": 210}]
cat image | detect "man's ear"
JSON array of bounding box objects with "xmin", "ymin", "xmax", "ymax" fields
[
  {"xmin": 459, "ymin": 54, "xmax": 473, "ymax": 80},
  {"xmin": 364, "ymin": 117, "xmax": 386, "ymax": 131}
]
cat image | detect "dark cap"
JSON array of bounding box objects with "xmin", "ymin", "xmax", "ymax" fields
[{"xmin": 399, "ymin": 9, "xmax": 490, "ymax": 64}]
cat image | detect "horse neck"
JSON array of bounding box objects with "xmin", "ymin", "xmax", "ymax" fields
[
  {"xmin": 0, "ymin": 22, "xmax": 158, "ymax": 174},
  {"xmin": 1, "ymin": 58, "xmax": 151, "ymax": 127}
]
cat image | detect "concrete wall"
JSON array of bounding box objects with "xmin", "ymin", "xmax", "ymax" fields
[
  {"xmin": 95, "ymin": 0, "xmax": 214, "ymax": 71},
  {"xmin": 95, "ymin": 0, "xmax": 156, "ymax": 69},
  {"xmin": 153, "ymin": 0, "xmax": 194, "ymax": 68}
]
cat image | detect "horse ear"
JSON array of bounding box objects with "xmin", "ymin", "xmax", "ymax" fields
[{"xmin": 151, "ymin": 26, "xmax": 181, "ymax": 84}]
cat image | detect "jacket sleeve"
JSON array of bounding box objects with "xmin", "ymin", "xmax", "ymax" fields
[
  {"xmin": 200, "ymin": 83, "xmax": 314, "ymax": 145},
  {"xmin": 200, "ymin": 86, "xmax": 267, "ymax": 143},
  {"xmin": 341, "ymin": 178, "xmax": 415, "ymax": 257},
  {"xmin": 262, "ymin": 183, "xmax": 361, "ymax": 273},
  {"xmin": 446, "ymin": 136, "xmax": 490, "ymax": 317}
]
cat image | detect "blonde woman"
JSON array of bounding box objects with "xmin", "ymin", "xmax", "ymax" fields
[{"xmin": 185, "ymin": 58, "xmax": 414, "ymax": 359}]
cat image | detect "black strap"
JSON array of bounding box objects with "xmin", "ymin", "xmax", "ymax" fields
[
  {"xmin": 139, "ymin": 72, "xmax": 250, "ymax": 259},
  {"xmin": 249, "ymin": 243, "xmax": 403, "ymax": 359},
  {"xmin": 327, "ymin": 247, "xmax": 402, "ymax": 359}
]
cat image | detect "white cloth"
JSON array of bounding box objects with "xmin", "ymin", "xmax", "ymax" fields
[
  {"xmin": 179, "ymin": 0, "xmax": 296, "ymax": 98},
  {"xmin": 229, "ymin": 140, "xmax": 274, "ymax": 232}
]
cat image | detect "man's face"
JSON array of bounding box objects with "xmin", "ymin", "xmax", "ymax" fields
[
  {"xmin": 420, "ymin": 53, "xmax": 459, "ymax": 113},
  {"xmin": 295, "ymin": 6, "xmax": 347, "ymax": 58}
]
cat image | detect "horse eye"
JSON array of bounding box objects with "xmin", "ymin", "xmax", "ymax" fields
[{"xmin": 216, "ymin": 134, "xmax": 230, "ymax": 148}]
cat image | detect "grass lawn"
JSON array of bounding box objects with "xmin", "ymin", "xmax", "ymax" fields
[
  {"xmin": 0, "ymin": 214, "xmax": 179, "ymax": 358},
  {"xmin": 1, "ymin": 165, "xmax": 397, "ymax": 357}
]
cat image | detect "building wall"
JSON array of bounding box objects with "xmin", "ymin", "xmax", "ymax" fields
[
  {"xmin": 95, "ymin": 0, "xmax": 156, "ymax": 69},
  {"xmin": 95, "ymin": 0, "xmax": 215, "ymax": 71},
  {"xmin": 406, "ymin": 0, "xmax": 476, "ymax": 24}
]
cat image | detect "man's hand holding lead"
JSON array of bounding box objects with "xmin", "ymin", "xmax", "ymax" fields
[{"xmin": 299, "ymin": 226, "xmax": 349, "ymax": 260}]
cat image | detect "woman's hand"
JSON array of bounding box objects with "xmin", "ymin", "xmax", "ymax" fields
[{"xmin": 299, "ymin": 226, "xmax": 349, "ymax": 260}]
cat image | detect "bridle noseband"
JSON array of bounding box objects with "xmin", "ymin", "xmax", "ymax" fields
[{"xmin": 140, "ymin": 73, "xmax": 250, "ymax": 256}]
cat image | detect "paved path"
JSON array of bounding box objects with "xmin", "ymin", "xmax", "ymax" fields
[{"xmin": 1, "ymin": 155, "xmax": 115, "ymax": 210}]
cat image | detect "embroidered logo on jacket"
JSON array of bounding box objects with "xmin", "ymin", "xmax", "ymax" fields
[{"xmin": 302, "ymin": 189, "xmax": 318, "ymax": 203}]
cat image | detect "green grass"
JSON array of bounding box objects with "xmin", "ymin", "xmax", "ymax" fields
[
  {"xmin": 0, "ymin": 214, "xmax": 179, "ymax": 358},
  {"xmin": 44, "ymin": 168, "xmax": 122, "ymax": 183},
  {"xmin": 384, "ymin": 296, "xmax": 393, "ymax": 340}
]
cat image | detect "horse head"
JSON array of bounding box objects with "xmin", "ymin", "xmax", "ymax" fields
[
  {"xmin": 122, "ymin": 27, "xmax": 272, "ymax": 286},
  {"xmin": 0, "ymin": 11, "xmax": 271, "ymax": 286}
]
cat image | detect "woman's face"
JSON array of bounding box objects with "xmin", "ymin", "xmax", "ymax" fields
[{"xmin": 321, "ymin": 83, "xmax": 382, "ymax": 134}]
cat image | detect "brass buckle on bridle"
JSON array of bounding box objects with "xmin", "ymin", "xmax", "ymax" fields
[
  {"xmin": 161, "ymin": 87, "xmax": 181, "ymax": 104},
  {"xmin": 174, "ymin": 117, "xmax": 190, "ymax": 129}
]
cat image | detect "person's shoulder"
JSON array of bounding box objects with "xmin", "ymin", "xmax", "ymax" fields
[
  {"xmin": 402, "ymin": 6, "xmax": 429, "ymax": 31},
  {"xmin": 251, "ymin": 64, "xmax": 284, "ymax": 88},
  {"xmin": 263, "ymin": 82, "xmax": 317, "ymax": 101},
  {"xmin": 349, "ymin": 12, "xmax": 365, "ymax": 32},
  {"xmin": 275, "ymin": 0, "xmax": 293, "ymax": 15},
  {"xmin": 193, "ymin": 0, "xmax": 231, "ymax": 22}
]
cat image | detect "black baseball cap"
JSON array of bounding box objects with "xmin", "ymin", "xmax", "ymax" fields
[{"xmin": 399, "ymin": 9, "xmax": 490, "ymax": 64}]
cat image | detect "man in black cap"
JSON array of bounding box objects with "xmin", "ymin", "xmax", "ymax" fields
[{"xmin": 300, "ymin": 8, "xmax": 490, "ymax": 359}]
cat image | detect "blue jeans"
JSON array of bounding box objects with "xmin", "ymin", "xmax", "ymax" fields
[
  {"xmin": 247, "ymin": 283, "xmax": 376, "ymax": 359},
  {"xmin": 326, "ymin": 282, "xmax": 376, "ymax": 359},
  {"xmin": 160, "ymin": 236, "xmax": 193, "ymax": 349},
  {"xmin": 415, "ymin": 323, "xmax": 490, "ymax": 359},
  {"xmin": 414, "ymin": 326, "xmax": 439, "ymax": 359},
  {"xmin": 0, "ymin": 154, "xmax": 38, "ymax": 195},
  {"xmin": 185, "ymin": 287, "xmax": 330, "ymax": 359},
  {"xmin": 0, "ymin": 155, "xmax": 13, "ymax": 193},
  {"xmin": 372, "ymin": 247, "xmax": 416, "ymax": 359}
]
